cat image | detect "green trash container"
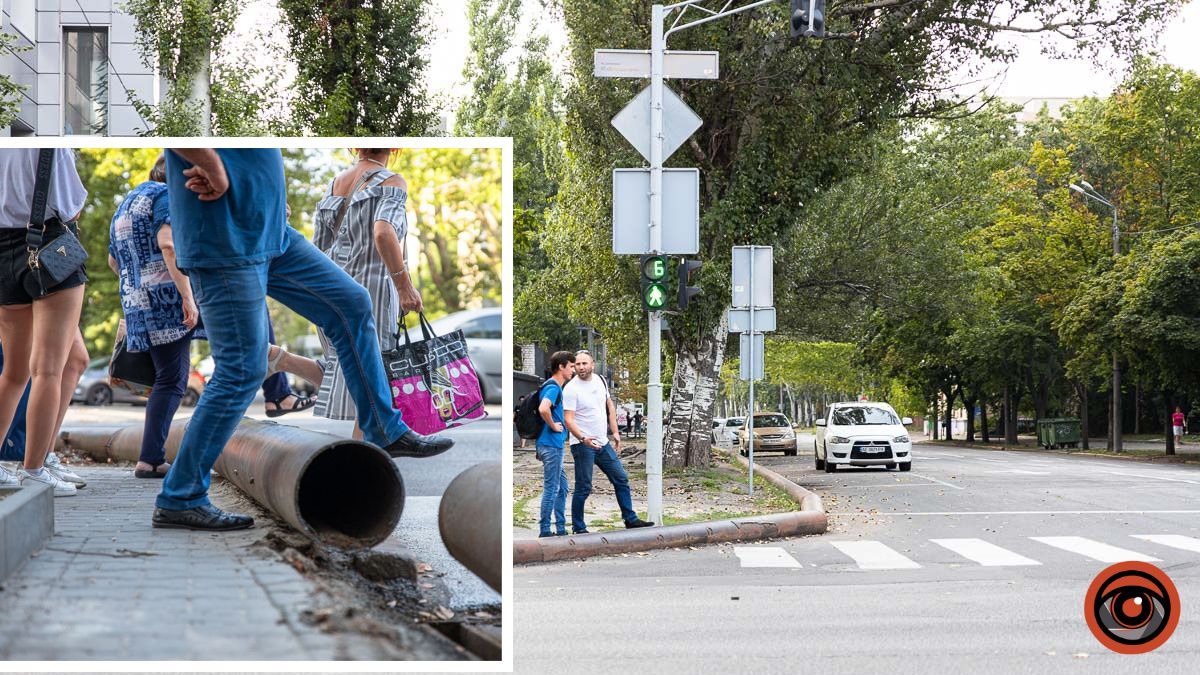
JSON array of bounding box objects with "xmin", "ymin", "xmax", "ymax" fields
[{"xmin": 1036, "ymin": 418, "xmax": 1082, "ymax": 450}]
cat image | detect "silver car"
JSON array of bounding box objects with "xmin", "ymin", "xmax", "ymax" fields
[
  {"xmin": 72, "ymin": 357, "xmax": 146, "ymax": 406},
  {"xmin": 424, "ymin": 308, "xmax": 502, "ymax": 404}
]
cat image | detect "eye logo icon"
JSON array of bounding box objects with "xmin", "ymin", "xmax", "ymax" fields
[{"xmin": 1085, "ymin": 561, "xmax": 1180, "ymax": 654}]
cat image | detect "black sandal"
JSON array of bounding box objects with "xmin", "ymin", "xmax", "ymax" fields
[
  {"xmin": 265, "ymin": 395, "xmax": 316, "ymax": 418},
  {"xmin": 135, "ymin": 461, "xmax": 170, "ymax": 479}
]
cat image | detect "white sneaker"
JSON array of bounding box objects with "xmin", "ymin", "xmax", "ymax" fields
[
  {"xmin": 0, "ymin": 463, "xmax": 19, "ymax": 487},
  {"xmin": 17, "ymin": 468, "xmax": 77, "ymax": 497},
  {"xmin": 44, "ymin": 451, "xmax": 86, "ymax": 488}
]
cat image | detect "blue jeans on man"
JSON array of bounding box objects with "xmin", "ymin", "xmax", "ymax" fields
[
  {"xmin": 570, "ymin": 441, "xmax": 637, "ymax": 533},
  {"xmin": 537, "ymin": 444, "xmax": 569, "ymax": 536},
  {"xmin": 157, "ymin": 227, "xmax": 410, "ymax": 510}
]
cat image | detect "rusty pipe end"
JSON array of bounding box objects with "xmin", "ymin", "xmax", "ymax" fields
[{"xmin": 295, "ymin": 441, "xmax": 405, "ymax": 549}]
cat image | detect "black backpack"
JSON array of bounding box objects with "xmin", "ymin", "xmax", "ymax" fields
[{"xmin": 515, "ymin": 380, "xmax": 560, "ymax": 440}]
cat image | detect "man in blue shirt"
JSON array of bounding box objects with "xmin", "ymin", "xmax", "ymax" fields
[
  {"xmin": 153, "ymin": 149, "xmax": 453, "ymax": 532},
  {"xmin": 535, "ymin": 351, "xmax": 575, "ymax": 538}
]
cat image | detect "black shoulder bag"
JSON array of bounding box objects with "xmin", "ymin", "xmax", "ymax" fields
[{"xmin": 26, "ymin": 149, "xmax": 88, "ymax": 297}]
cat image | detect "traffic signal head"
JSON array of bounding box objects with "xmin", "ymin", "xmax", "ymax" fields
[
  {"xmin": 678, "ymin": 259, "xmax": 702, "ymax": 310},
  {"xmin": 790, "ymin": 0, "xmax": 826, "ymax": 39},
  {"xmin": 640, "ymin": 255, "xmax": 668, "ymax": 312}
]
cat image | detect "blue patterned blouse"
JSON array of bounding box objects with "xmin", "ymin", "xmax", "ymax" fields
[{"xmin": 109, "ymin": 181, "xmax": 192, "ymax": 352}]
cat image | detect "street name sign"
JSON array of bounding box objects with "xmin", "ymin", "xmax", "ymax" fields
[
  {"xmin": 594, "ymin": 49, "xmax": 720, "ymax": 80},
  {"xmin": 612, "ymin": 84, "xmax": 703, "ymax": 164},
  {"xmin": 613, "ymin": 168, "xmax": 700, "ymax": 254},
  {"xmin": 728, "ymin": 307, "xmax": 776, "ymax": 333}
]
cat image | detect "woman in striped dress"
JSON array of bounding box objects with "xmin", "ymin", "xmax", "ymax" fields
[{"xmin": 311, "ymin": 149, "xmax": 423, "ymax": 438}]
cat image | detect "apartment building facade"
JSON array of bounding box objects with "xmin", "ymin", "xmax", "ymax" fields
[{"xmin": 1, "ymin": 0, "xmax": 156, "ymax": 136}]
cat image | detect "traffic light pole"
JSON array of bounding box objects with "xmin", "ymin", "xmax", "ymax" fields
[{"xmin": 647, "ymin": 4, "xmax": 666, "ymax": 526}]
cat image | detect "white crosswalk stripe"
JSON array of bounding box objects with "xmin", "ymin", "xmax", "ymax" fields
[
  {"xmin": 1131, "ymin": 534, "xmax": 1200, "ymax": 554},
  {"xmin": 831, "ymin": 541, "xmax": 921, "ymax": 569},
  {"xmin": 1030, "ymin": 536, "xmax": 1160, "ymax": 563},
  {"xmin": 733, "ymin": 546, "xmax": 802, "ymax": 568},
  {"xmin": 930, "ymin": 538, "xmax": 1041, "ymax": 566}
]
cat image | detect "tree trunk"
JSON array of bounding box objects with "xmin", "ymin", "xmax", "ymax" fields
[
  {"xmin": 663, "ymin": 315, "xmax": 727, "ymax": 468},
  {"xmin": 930, "ymin": 397, "xmax": 939, "ymax": 440},
  {"xmin": 980, "ymin": 401, "xmax": 990, "ymax": 443},
  {"xmin": 1004, "ymin": 386, "xmax": 1019, "ymax": 445},
  {"xmin": 1106, "ymin": 389, "xmax": 1114, "ymax": 450},
  {"xmin": 1164, "ymin": 390, "xmax": 1176, "ymax": 456},
  {"xmin": 1077, "ymin": 380, "xmax": 1089, "ymax": 451},
  {"xmin": 1134, "ymin": 382, "xmax": 1141, "ymax": 435},
  {"xmin": 963, "ymin": 395, "xmax": 978, "ymax": 443},
  {"xmin": 942, "ymin": 386, "xmax": 956, "ymax": 441}
]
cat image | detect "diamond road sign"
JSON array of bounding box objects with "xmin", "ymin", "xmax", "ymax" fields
[
  {"xmin": 612, "ymin": 84, "xmax": 703, "ymax": 164},
  {"xmin": 613, "ymin": 168, "xmax": 700, "ymax": 255}
]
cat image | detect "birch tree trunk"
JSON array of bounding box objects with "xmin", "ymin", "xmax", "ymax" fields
[{"xmin": 663, "ymin": 314, "xmax": 728, "ymax": 469}]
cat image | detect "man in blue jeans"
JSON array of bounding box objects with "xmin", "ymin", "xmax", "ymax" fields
[
  {"xmin": 564, "ymin": 350, "xmax": 653, "ymax": 534},
  {"xmin": 152, "ymin": 149, "xmax": 454, "ymax": 531},
  {"xmin": 535, "ymin": 351, "xmax": 574, "ymax": 538}
]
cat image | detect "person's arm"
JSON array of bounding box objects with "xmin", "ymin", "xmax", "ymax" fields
[
  {"xmin": 156, "ymin": 225, "xmax": 199, "ymax": 329},
  {"xmin": 169, "ymin": 149, "xmax": 229, "ymax": 201},
  {"xmin": 538, "ymin": 396, "xmax": 563, "ymax": 433},
  {"xmin": 373, "ymin": 175, "xmax": 422, "ymax": 313},
  {"xmin": 607, "ymin": 396, "xmax": 622, "ymax": 451},
  {"xmin": 107, "ymin": 254, "xmax": 118, "ymax": 275}
]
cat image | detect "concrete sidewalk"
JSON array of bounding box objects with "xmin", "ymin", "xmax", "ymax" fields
[{"xmin": 0, "ymin": 466, "xmax": 456, "ymax": 661}]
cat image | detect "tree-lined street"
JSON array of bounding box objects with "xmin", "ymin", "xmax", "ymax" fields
[{"xmin": 516, "ymin": 443, "xmax": 1200, "ymax": 672}]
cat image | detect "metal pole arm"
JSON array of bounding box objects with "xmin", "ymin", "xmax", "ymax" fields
[{"xmin": 664, "ymin": 0, "xmax": 784, "ymax": 39}]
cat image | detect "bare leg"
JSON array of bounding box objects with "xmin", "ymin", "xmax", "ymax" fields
[
  {"xmin": 265, "ymin": 344, "xmax": 325, "ymax": 412},
  {"xmin": 0, "ymin": 304, "xmax": 34, "ymax": 445},
  {"xmin": 46, "ymin": 329, "xmax": 88, "ymax": 453},
  {"xmin": 352, "ymin": 424, "xmax": 363, "ymax": 441},
  {"xmin": 25, "ymin": 286, "xmax": 85, "ymax": 470}
]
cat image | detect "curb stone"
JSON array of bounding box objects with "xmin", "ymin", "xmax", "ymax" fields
[
  {"xmin": 0, "ymin": 482, "xmax": 53, "ymax": 584},
  {"xmin": 514, "ymin": 452, "xmax": 827, "ymax": 565}
]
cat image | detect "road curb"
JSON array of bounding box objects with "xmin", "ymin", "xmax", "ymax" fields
[
  {"xmin": 0, "ymin": 482, "xmax": 54, "ymax": 584},
  {"xmin": 514, "ymin": 510, "xmax": 827, "ymax": 564},
  {"xmin": 730, "ymin": 451, "xmax": 825, "ymax": 512},
  {"xmin": 515, "ymin": 452, "xmax": 827, "ymax": 565},
  {"xmin": 915, "ymin": 440, "xmax": 1200, "ymax": 463}
]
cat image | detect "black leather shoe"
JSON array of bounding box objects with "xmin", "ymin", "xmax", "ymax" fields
[
  {"xmin": 625, "ymin": 518, "xmax": 654, "ymax": 529},
  {"xmin": 383, "ymin": 430, "xmax": 455, "ymax": 458},
  {"xmin": 153, "ymin": 504, "xmax": 254, "ymax": 531},
  {"xmin": 572, "ymin": 529, "xmax": 589, "ymax": 535}
]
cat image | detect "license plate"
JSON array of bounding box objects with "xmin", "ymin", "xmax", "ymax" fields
[{"xmin": 861, "ymin": 448, "xmax": 884, "ymax": 453}]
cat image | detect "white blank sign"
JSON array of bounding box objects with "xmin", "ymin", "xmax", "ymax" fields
[
  {"xmin": 612, "ymin": 168, "xmax": 700, "ymax": 255},
  {"xmin": 731, "ymin": 246, "xmax": 773, "ymax": 308}
]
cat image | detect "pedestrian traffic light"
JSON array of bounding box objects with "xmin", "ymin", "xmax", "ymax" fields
[
  {"xmin": 640, "ymin": 255, "xmax": 668, "ymax": 312},
  {"xmin": 677, "ymin": 259, "xmax": 702, "ymax": 310},
  {"xmin": 790, "ymin": 0, "xmax": 825, "ymax": 38}
]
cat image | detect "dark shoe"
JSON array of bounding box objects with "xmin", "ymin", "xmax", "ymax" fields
[
  {"xmin": 538, "ymin": 532, "xmax": 555, "ymax": 538},
  {"xmin": 265, "ymin": 395, "xmax": 316, "ymax": 418},
  {"xmin": 556, "ymin": 531, "xmax": 569, "ymax": 537},
  {"xmin": 625, "ymin": 518, "xmax": 654, "ymax": 529},
  {"xmin": 134, "ymin": 461, "xmax": 170, "ymax": 479},
  {"xmin": 153, "ymin": 504, "xmax": 254, "ymax": 531},
  {"xmin": 383, "ymin": 430, "xmax": 455, "ymax": 458},
  {"xmin": 572, "ymin": 529, "xmax": 589, "ymax": 535}
]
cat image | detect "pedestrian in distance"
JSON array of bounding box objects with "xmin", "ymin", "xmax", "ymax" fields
[
  {"xmin": 563, "ymin": 350, "xmax": 653, "ymax": 534},
  {"xmin": 536, "ymin": 351, "xmax": 575, "ymax": 538},
  {"xmin": 311, "ymin": 148, "xmax": 424, "ymax": 440},
  {"xmin": 151, "ymin": 149, "xmax": 454, "ymax": 532},
  {"xmin": 1172, "ymin": 406, "xmax": 1187, "ymax": 447},
  {"xmin": 0, "ymin": 149, "xmax": 91, "ymax": 497}
]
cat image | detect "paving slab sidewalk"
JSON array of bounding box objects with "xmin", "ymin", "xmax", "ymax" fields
[{"xmin": 0, "ymin": 466, "xmax": 451, "ymax": 661}]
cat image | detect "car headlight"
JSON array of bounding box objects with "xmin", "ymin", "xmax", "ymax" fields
[
  {"xmin": 783, "ymin": 428, "xmax": 795, "ymax": 438},
  {"xmin": 893, "ymin": 435, "xmax": 910, "ymax": 443},
  {"xmin": 831, "ymin": 436, "xmax": 851, "ymax": 444}
]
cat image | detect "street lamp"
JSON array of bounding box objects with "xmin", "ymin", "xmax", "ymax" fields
[{"xmin": 1069, "ymin": 181, "xmax": 1122, "ymax": 453}]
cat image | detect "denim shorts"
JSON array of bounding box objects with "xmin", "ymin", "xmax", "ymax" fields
[{"xmin": 0, "ymin": 222, "xmax": 88, "ymax": 305}]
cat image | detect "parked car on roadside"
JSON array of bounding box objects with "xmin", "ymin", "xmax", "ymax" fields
[
  {"xmin": 814, "ymin": 401, "xmax": 913, "ymax": 473},
  {"xmin": 72, "ymin": 357, "xmax": 144, "ymax": 406},
  {"xmin": 716, "ymin": 416, "xmax": 744, "ymax": 446},
  {"xmin": 737, "ymin": 413, "xmax": 798, "ymax": 456}
]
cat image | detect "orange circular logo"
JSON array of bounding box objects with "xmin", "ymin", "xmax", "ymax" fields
[{"xmin": 1084, "ymin": 561, "xmax": 1180, "ymax": 654}]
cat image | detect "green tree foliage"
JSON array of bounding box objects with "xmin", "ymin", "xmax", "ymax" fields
[
  {"xmin": 278, "ymin": 0, "xmax": 438, "ymax": 135},
  {"xmin": 0, "ymin": 32, "xmax": 29, "ymax": 128}
]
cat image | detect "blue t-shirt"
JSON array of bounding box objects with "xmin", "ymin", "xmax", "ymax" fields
[
  {"xmin": 537, "ymin": 380, "xmax": 567, "ymax": 448},
  {"xmin": 165, "ymin": 149, "xmax": 289, "ymax": 270}
]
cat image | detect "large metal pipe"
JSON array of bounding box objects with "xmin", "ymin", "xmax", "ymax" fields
[
  {"xmin": 60, "ymin": 418, "xmax": 404, "ymax": 549},
  {"xmin": 438, "ymin": 462, "xmax": 501, "ymax": 592}
]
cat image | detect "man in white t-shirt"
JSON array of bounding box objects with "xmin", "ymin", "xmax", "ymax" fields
[{"xmin": 562, "ymin": 350, "xmax": 653, "ymax": 534}]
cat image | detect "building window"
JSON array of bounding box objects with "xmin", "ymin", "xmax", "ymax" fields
[{"xmin": 63, "ymin": 29, "xmax": 109, "ymax": 136}]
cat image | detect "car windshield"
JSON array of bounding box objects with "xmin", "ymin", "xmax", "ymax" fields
[
  {"xmin": 832, "ymin": 406, "xmax": 899, "ymax": 426},
  {"xmin": 753, "ymin": 415, "xmax": 789, "ymax": 427},
  {"xmin": 727, "ymin": 419, "xmax": 743, "ymax": 427}
]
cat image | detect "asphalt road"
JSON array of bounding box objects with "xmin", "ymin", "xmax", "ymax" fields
[
  {"xmin": 514, "ymin": 443, "xmax": 1200, "ymax": 674},
  {"xmin": 61, "ymin": 402, "xmax": 502, "ymax": 610}
]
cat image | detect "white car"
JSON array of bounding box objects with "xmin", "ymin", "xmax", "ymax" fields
[
  {"xmin": 814, "ymin": 402, "xmax": 913, "ymax": 473},
  {"xmin": 716, "ymin": 416, "xmax": 745, "ymax": 446}
]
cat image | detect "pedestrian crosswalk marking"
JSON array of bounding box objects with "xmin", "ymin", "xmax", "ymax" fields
[
  {"xmin": 733, "ymin": 546, "xmax": 802, "ymax": 568},
  {"xmin": 1030, "ymin": 536, "xmax": 1160, "ymax": 563},
  {"xmin": 929, "ymin": 538, "xmax": 1041, "ymax": 566},
  {"xmin": 1132, "ymin": 534, "xmax": 1200, "ymax": 554},
  {"xmin": 831, "ymin": 541, "xmax": 922, "ymax": 569}
]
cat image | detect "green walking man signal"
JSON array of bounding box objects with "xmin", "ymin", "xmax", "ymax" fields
[{"xmin": 640, "ymin": 255, "xmax": 668, "ymax": 311}]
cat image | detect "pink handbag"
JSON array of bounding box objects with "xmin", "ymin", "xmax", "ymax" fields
[{"xmin": 382, "ymin": 314, "xmax": 488, "ymax": 434}]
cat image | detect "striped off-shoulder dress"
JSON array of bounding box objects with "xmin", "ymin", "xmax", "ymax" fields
[{"xmin": 311, "ymin": 169, "xmax": 408, "ymax": 421}]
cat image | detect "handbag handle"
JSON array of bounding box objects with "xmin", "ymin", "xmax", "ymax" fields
[
  {"xmin": 26, "ymin": 149, "xmax": 56, "ymax": 251},
  {"xmin": 394, "ymin": 311, "xmax": 438, "ymax": 347},
  {"xmin": 328, "ymin": 168, "xmax": 384, "ymax": 246}
]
